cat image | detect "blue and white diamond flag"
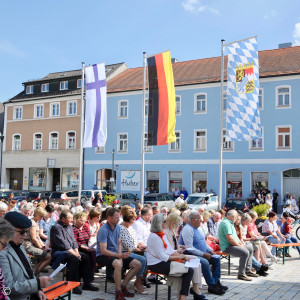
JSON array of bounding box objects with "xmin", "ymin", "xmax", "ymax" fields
[{"xmin": 224, "ymin": 37, "xmax": 261, "ymax": 141}]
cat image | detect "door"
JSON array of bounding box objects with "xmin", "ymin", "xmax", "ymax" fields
[
  {"xmin": 9, "ymin": 168, "xmax": 23, "ymax": 190},
  {"xmin": 53, "ymin": 168, "xmax": 60, "ymax": 191}
]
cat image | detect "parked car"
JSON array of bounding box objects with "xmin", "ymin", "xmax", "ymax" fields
[
  {"xmin": 113, "ymin": 193, "xmax": 139, "ymax": 207},
  {"xmin": 143, "ymin": 193, "xmax": 175, "ymax": 210},
  {"xmin": 26, "ymin": 191, "xmax": 52, "ymax": 202},
  {"xmin": 80, "ymin": 189, "xmax": 107, "ymax": 206},
  {"xmin": 223, "ymin": 198, "xmax": 250, "ymax": 212},
  {"xmin": 13, "ymin": 191, "xmax": 29, "ymax": 201},
  {"xmin": 186, "ymin": 193, "xmax": 218, "ymax": 211},
  {"xmin": 0, "ymin": 190, "xmax": 13, "ymax": 201},
  {"xmin": 49, "ymin": 190, "xmax": 78, "ymax": 204}
]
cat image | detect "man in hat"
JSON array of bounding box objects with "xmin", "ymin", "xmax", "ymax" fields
[{"xmin": 0, "ymin": 211, "xmax": 51, "ymax": 300}]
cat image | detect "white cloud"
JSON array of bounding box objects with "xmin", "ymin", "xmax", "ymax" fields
[
  {"xmin": 264, "ymin": 10, "xmax": 277, "ymax": 19},
  {"xmin": 182, "ymin": 0, "xmax": 220, "ymax": 15},
  {"xmin": 0, "ymin": 41, "xmax": 24, "ymax": 57},
  {"xmin": 293, "ymin": 23, "xmax": 300, "ymax": 46}
]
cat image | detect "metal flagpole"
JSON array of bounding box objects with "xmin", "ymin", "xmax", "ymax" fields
[
  {"xmin": 79, "ymin": 62, "xmax": 85, "ymax": 201},
  {"xmin": 218, "ymin": 40, "xmax": 225, "ymax": 209},
  {"xmin": 141, "ymin": 52, "xmax": 147, "ymax": 206}
]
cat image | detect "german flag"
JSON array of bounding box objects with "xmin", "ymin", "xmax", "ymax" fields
[{"xmin": 147, "ymin": 50, "xmax": 176, "ymax": 146}]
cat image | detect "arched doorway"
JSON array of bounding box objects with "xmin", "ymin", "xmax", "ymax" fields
[
  {"xmin": 96, "ymin": 168, "xmax": 116, "ymax": 192},
  {"xmin": 283, "ymin": 168, "xmax": 300, "ymax": 200}
]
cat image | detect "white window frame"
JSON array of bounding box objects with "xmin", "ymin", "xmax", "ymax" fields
[
  {"xmin": 49, "ymin": 132, "xmax": 59, "ymax": 150},
  {"xmin": 50, "ymin": 102, "xmax": 60, "ymax": 117},
  {"xmin": 14, "ymin": 106, "xmax": 23, "ymax": 120},
  {"xmin": 144, "ymin": 133, "xmax": 153, "ymax": 153},
  {"xmin": 222, "ymin": 129, "xmax": 234, "ymax": 151},
  {"xmin": 276, "ymin": 125, "xmax": 292, "ymax": 151},
  {"xmin": 175, "ymin": 95, "xmax": 181, "ymax": 115},
  {"xmin": 95, "ymin": 147, "xmax": 105, "ymax": 154},
  {"xmin": 12, "ymin": 134, "xmax": 21, "ymax": 151},
  {"xmin": 194, "ymin": 129, "xmax": 207, "ymax": 152},
  {"xmin": 66, "ymin": 131, "xmax": 76, "ymax": 149},
  {"xmin": 258, "ymin": 88, "xmax": 264, "ymax": 110},
  {"xmin": 34, "ymin": 104, "xmax": 44, "ymax": 118},
  {"xmin": 276, "ymin": 86, "xmax": 291, "ymax": 108},
  {"xmin": 194, "ymin": 93, "xmax": 207, "ymax": 114},
  {"xmin": 249, "ymin": 127, "xmax": 264, "ymax": 151},
  {"xmin": 41, "ymin": 83, "xmax": 49, "ymax": 93},
  {"xmin": 33, "ymin": 133, "xmax": 43, "ymax": 150},
  {"xmin": 118, "ymin": 100, "xmax": 128, "ymax": 118},
  {"xmin": 77, "ymin": 79, "xmax": 82, "ymax": 88},
  {"xmin": 60, "ymin": 81, "xmax": 68, "ymax": 90},
  {"xmin": 169, "ymin": 131, "xmax": 181, "ymax": 152},
  {"xmin": 67, "ymin": 101, "xmax": 77, "ymax": 116},
  {"xmin": 118, "ymin": 133, "xmax": 128, "ymax": 153},
  {"xmin": 26, "ymin": 85, "xmax": 33, "ymax": 94}
]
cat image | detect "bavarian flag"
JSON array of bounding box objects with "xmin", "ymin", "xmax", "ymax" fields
[{"xmin": 147, "ymin": 50, "xmax": 176, "ymax": 146}]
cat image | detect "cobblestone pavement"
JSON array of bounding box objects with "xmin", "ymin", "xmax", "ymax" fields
[{"xmin": 49, "ymin": 246, "xmax": 300, "ymax": 300}]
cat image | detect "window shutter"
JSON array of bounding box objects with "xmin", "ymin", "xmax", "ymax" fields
[
  {"xmin": 34, "ymin": 84, "xmax": 41, "ymax": 94},
  {"xmin": 50, "ymin": 81, "xmax": 59, "ymax": 92},
  {"xmin": 69, "ymin": 79, "xmax": 76, "ymax": 90}
]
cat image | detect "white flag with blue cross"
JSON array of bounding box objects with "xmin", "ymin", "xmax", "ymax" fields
[{"xmin": 224, "ymin": 37, "xmax": 261, "ymax": 141}]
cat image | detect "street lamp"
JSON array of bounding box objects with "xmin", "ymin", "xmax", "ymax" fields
[{"xmin": 0, "ymin": 132, "xmax": 4, "ymax": 189}]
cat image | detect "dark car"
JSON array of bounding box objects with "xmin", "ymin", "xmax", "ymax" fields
[
  {"xmin": 0, "ymin": 190, "xmax": 13, "ymax": 200},
  {"xmin": 112, "ymin": 193, "xmax": 140, "ymax": 207},
  {"xmin": 144, "ymin": 193, "xmax": 175, "ymax": 210},
  {"xmin": 27, "ymin": 191, "xmax": 52, "ymax": 202},
  {"xmin": 49, "ymin": 190, "xmax": 78, "ymax": 204},
  {"xmin": 223, "ymin": 198, "xmax": 250, "ymax": 212},
  {"xmin": 13, "ymin": 191, "xmax": 29, "ymax": 201}
]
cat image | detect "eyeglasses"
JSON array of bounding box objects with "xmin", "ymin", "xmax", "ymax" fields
[
  {"xmin": 0, "ymin": 240, "xmax": 8, "ymax": 248},
  {"xmin": 15, "ymin": 229, "xmax": 28, "ymax": 235}
]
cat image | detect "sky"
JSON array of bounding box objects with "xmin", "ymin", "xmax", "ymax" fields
[{"xmin": 0, "ymin": 0, "xmax": 300, "ymax": 102}]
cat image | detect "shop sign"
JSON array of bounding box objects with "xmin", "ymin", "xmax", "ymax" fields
[
  {"xmin": 147, "ymin": 171, "xmax": 159, "ymax": 180},
  {"xmin": 47, "ymin": 158, "xmax": 56, "ymax": 168},
  {"xmin": 121, "ymin": 170, "xmax": 140, "ymax": 191},
  {"xmin": 193, "ymin": 172, "xmax": 207, "ymax": 181}
]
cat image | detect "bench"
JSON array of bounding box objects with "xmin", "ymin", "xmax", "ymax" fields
[
  {"xmin": 215, "ymin": 251, "xmax": 231, "ymax": 275},
  {"xmin": 269, "ymin": 242, "xmax": 300, "ymax": 264},
  {"xmin": 148, "ymin": 271, "xmax": 171, "ymax": 300},
  {"xmin": 43, "ymin": 281, "xmax": 80, "ymax": 300}
]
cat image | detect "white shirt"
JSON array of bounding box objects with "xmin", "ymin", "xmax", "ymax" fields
[
  {"xmin": 132, "ymin": 217, "xmax": 151, "ymax": 245},
  {"xmin": 146, "ymin": 232, "xmax": 176, "ymax": 265},
  {"xmin": 175, "ymin": 197, "xmax": 184, "ymax": 205}
]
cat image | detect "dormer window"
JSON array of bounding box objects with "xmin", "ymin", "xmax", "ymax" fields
[
  {"xmin": 60, "ymin": 81, "xmax": 68, "ymax": 90},
  {"xmin": 77, "ymin": 79, "xmax": 82, "ymax": 88},
  {"xmin": 41, "ymin": 83, "xmax": 49, "ymax": 93},
  {"xmin": 26, "ymin": 85, "xmax": 33, "ymax": 94}
]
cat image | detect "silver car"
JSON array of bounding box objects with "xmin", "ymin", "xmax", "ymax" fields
[{"xmin": 186, "ymin": 193, "xmax": 219, "ymax": 211}]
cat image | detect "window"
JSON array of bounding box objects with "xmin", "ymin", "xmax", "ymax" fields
[
  {"xmin": 175, "ymin": 96, "xmax": 181, "ymax": 115},
  {"xmin": 26, "ymin": 85, "xmax": 33, "ymax": 94},
  {"xmin": 60, "ymin": 81, "xmax": 68, "ymax": 90},
  {"xmin": 276, "ymin": 86, "xmax": 290, "ymax": 108},
  {"xmin": 41, "ymin": 83, "xmax": 49, "ymax": 93},
  {"xmin": 35, "ymin": 104, "xmax": 44, "ymax": 118},
  {"xmin": 14, "ymin": 107, "xmax": 22, "ymax": 120},
  {"xmin": 195, "ymin": 93, "xmax": 207, "ymax": 113},
  {"xmin": 144, "ymin": 133, "xmax": 153, "ymax": 153},
  {"xmin": 119, "ymin": 100, "xmax": 128, "ymax": 118},
  {"xmin": 169, "ymin": 131, "xmax": 181, "ymax": 152},
  {"xmin": 13, "ymin": 135, "xmax": 21, "ymax": 151},
  {"xmin": 67, "ymin": 101, "xmax": 77, "ymax": 115},
  {"xmin": 276, "ymin": 126, "xmax": 291, "ymax": 150},
  {"xmin": 118, "ymin": 133, "xmax": 128, "ymax": 153},
  {"xmin": 34, "ymin": 133, "xmax": 42, "ymax": 150},
  {"xmin": 50, "ymin": 132, "xmax": 58, "ymax": 150},
  {"xmin": 250, "ymin": 127, "xmax": 264, "ymax": 150},
  {"xmin": 51, "ymin": 103, "xmax": 60, "ymax": 117},
  {"xmin": 223, "ymin": 129, "xmax": 233, "ymax": 151},
  {"xmin": 194, "ymin": 130, "xmax": 206, "ymax": 151},
  {"xmin": 67, "ymin": 131, "xmax": 76, "ymax": 149},
  {"xmin": 77, "ymin": 79, "xmax": 82, "ymax": 88},
  {"xmin": 95, "ymin": 147, "xmax": 105, "ymax": 153},
  {"xmin": 259, "ymin": 88, "xmax": 263, "ymax": 109}
]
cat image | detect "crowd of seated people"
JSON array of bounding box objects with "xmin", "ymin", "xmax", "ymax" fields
[{"xmin": 1, "ymin": 191, "xmax": 300, "ymax": 300}]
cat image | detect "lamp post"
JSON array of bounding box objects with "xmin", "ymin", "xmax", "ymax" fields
[{"xmin": 0, "ymin": 132, "xmax": 4, "ymax": 189}]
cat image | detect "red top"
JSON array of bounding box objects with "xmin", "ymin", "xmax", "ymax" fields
[{"xmin": 247, "ymin": 222, "xmax": 259, "ymax": 238}]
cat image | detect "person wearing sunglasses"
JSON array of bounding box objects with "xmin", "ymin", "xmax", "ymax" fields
[{"xmin": 0, "ymin": 211, "xmax": 51, "ymax": 300}]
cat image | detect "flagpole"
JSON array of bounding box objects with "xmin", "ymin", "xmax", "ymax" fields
[
  {"xmin": 141, "ymin": 52, "xmax": 147, "ymax": 206},
  {"xmin": 218, "ymin": 40, "xmax": 225, "ymax": 209},
  {"xmin": 79, "ymin": 62, "xmax": 85, "ymax": 201}
]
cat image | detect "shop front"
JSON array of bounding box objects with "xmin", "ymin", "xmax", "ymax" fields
[
  {"xmin": 62, "ymin": 168, "xmax": 79, "ymax": 190},
  {"xmin": 169, "ymin": 171, "xmax": 182, "ymax": 192},
  {"xmin": 146, "ymin": 171, "xmax": 159, "ymax": 193},
  {"xmin": 192, "ymin": 171, "xmax": 207, "ymax": 193},
  {"xmin": 251, "ymin": 172, "xmax": 269, "ymax": 192},
  {"xmin": 226, "ymin": 172, "xmax": 243, "ymax": 198},
  {"xmin": 29, "ymin": 168, "xmax": 47, "ymax": 191}
]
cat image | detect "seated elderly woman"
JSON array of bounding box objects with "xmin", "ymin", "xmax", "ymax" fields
[
  {"xmin": 146, "ymin": 213, "xmax": 196, "ymax": 300},
  {"xmin": 262, "ymin": 211, "xmax": 286, "ymax": 257},
  {"xmin": 120, "ymin": 209, "xmax": 148, "ymax": 294},
  {"xmin": 84, "ymin": 208, "xmax": 101, "ymax": 249},
  {"xmin": 23, "ymin": 207, "xmax": 52, "ymax": 276},
  {"xmin": 164, "ymin": 213, "xmax": 204, "ymax": 298}
]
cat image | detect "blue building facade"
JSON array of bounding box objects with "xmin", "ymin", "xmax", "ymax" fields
[{"xmin": 83, "ymin": 46, "xmax": 300, "ymax": 206}]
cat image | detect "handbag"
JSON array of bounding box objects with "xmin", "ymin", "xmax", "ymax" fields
[{"xmin": 169, "ymin": 260, "xmax": 188, "ymax": 277}]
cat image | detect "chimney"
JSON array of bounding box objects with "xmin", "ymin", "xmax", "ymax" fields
[
  {"xmin": 171, "ymin": 58, "xmax": 178, "ymax": 63},
  {"xmin": 278, "ymin": 42, "xmax": 292, "ymax": 49}
]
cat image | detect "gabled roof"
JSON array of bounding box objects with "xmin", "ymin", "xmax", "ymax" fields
[{"xmin": 107, "ymin": 46, "xmax": 300, "ymax": 93}]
